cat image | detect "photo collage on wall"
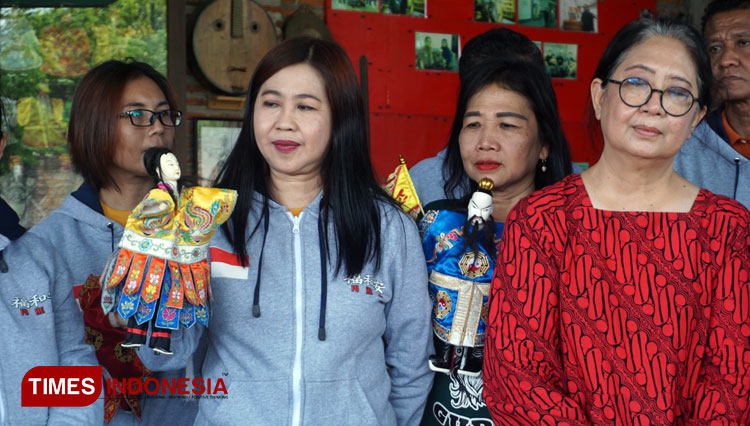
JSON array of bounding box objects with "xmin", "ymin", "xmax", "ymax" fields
[
  {"xmin": 332, "ymin": 0, "xmax": 426, "ymax": 16},
  {"xmin": 331, "ymin": 0, "xmax": 599, "ymax": 33},
  {"xmin": 331, "ymin": 1, "xmax": 588, "ymax": 79}
]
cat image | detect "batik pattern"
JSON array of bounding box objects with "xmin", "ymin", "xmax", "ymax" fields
[{"xmin": 484, "ymin": 174, "xmax": 750, "ymax": 425}]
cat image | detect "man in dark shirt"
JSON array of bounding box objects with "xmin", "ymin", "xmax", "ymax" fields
[{"xmin": 674, "ymin": 0, "xmax": 750, "ymax": 207}]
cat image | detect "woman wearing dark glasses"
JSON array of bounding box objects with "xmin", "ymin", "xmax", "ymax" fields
[
  {"xmin": 30, "ymin": 59, "xmax": 197, "ymax": 426},
  {"xmin": 483, "ymin": 18, "xmax": 750, "ymax": 424}
]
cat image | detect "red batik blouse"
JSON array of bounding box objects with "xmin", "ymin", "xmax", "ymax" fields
[{"xmin": 484, "ymin": 174, "xmax": 750, "ymax": 425}]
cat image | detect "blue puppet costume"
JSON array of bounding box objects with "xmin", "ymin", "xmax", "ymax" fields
[
  {"xmin": 100, "ymin": 147, "xmax": 236, "ymax": 355},
  {"xmin": 419, "ymin": 178, "xmax": 501, "ymax": 377}
]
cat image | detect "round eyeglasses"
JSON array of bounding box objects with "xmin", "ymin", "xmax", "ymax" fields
[
  {"xmin": 608, "ymin": 77, "xmax": 699, "ymax": 117},
  {"xmin": 119, "ymin": 109, "xmax": 183, "ymax": 127}
]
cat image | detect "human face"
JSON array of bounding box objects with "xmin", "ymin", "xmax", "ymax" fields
[
  {"xmin": 253, "ymin": 63, "xmax": 332, "ymax": 185},
  {"xmin": 590, "ymin": 37, "xmax": 706, "ymax": 162},
  {"xmin": 113, "ymin": 77, "xmax": 174, "ymax": 183},
  {"xmin": 158, "ymin": 152, "xmax": 181, "ymax": 182},
  {"xmin": 704, "ymin": 9, "xmax": 750, "ymax": 103},
  {"xmin": 459, "ymin": 84, "xmax": 548, "ymax": 196}
]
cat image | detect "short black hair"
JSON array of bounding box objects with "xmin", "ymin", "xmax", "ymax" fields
[
  {"xmin": 459, "ymin": 28, "xmax": 544, "ymax": 80},
  {"xmin": 702, "ymin": 0, "xmax": 750, "ymax": 35}
]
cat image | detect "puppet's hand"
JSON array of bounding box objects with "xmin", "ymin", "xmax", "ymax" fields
[
  {"xmin": 107, "ymin": 312, "xmax": 128, "ymax": 329},
  {"xmin": 140, "ymin": 201, "xmax": 170, "ymax": 216}
]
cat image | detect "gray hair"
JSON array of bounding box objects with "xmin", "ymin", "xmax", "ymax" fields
[{"xmin": 593, "ymin": 18, "xmax": 712, "ymax": 108}]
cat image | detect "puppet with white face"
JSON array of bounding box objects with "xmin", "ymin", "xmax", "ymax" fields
[
  {"xmin": 101, "ymin": 147, "xmax": 236, "ymax": 355},
  {"xmin": 422, "ymin": 178, "xmax": 496, "ymax": 377},
  {"xmin": 467, "ymin": 179, "xmax": 493, "ymax": 227}
]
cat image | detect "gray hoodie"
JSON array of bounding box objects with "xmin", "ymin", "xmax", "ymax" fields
[
  {"xmin": 29, "ymin": 183, "xmax": 198, "ymax": 426},
  {"xmin": 675, "ymin": 115, "xmax": 750, "ymax": 209},
  {"xmin": 137, "ymin": 191, "xmax": 434, "ymax": 426},
  {"xmin": 0, "ymin": 230, "xmax": 100, "ymax": 425}
]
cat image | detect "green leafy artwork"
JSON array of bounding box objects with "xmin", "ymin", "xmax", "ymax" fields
[{"xmin": 0, "ymin": 0, "xmax": 167, "ymax": 227}]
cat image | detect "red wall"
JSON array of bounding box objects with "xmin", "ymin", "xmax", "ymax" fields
[{"xmin": 326, "ymin": 0, "xmax": 656, "ymax": 180}]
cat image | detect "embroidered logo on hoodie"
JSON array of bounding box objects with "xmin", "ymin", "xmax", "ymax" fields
[
  {"xmin": 345, "ymin": 274, "xmax": 385, "ymax": 297},
  {"xmin": 11, "ymin": 292, "xmax": 51, "ymax": 316}
]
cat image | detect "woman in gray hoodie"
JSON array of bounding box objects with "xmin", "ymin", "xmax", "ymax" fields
[
  {"xmin": 136, "ymin": 37, "xmax": 435, "ymax": 426},
  {"xmin": 30, "ymin": 60, "xmax": 197, "ymax": 425}
]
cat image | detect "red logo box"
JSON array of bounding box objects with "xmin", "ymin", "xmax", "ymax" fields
[{"xmin": 22, "ymin": 366, "xmax": 102, "ymax": 407}]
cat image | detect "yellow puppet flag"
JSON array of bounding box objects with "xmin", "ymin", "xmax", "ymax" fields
[{"xmin": 385, "ymin": 155, "xmax": 424, "ymax": 220}]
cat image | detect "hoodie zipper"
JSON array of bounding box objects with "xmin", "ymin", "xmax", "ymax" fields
[
  {"xmin": 290, "ymin": 213, "xmax": 304, "ymax": 426},
  {"xmin": 0, "ymin": 379, "xmax": 6, "ymax": 425}
]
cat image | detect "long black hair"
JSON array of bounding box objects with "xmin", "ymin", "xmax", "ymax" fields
[
  {"xmin": 443, "ymin": 58, "xmax": 572, "ymax": 199},
  {"xmin": 215, "ymin": 37, "xmax": 394, "ymax": 274}
]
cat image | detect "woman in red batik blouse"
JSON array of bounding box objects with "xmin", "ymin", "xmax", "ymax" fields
[{"xmin": 483, "ymin": 18, "xmax": 750, "ymax": 425}]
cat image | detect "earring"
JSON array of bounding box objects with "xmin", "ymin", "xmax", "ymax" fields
[{"xmin": 541, "ymin": 159, "xmax": 547, "ymax": 173}]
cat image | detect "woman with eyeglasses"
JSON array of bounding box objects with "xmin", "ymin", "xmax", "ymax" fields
[
  {"xmin": 483, "ymin": 18, "xmax": 750, "ymax": 424},
  {"xmin": 30, "ymin": 60, "xmax": 198, "ymax": 425}
]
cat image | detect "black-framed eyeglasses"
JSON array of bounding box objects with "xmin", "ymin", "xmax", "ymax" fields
[
  {"xmin": 119, "ymin": 109, "xmax": 182, "ymax": 127},
  {"xmin": 608, "ymin": 77, "xmax": 698, "ymax": 117}
]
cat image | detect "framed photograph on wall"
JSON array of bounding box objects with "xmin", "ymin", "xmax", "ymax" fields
[
  {"xmin": 474, "ymin": 0, "xmax": 515, "ymax": 24},
  {"xmin": 415, "ymin": 32, "xmax": 460, "ymax": 72},
  {"xmin": 381, "ymin": 0, "xmax": 425, "ymax": 16},
  {"xmin": 559, "ymin": 0, "xmax": 598, "ymax": 32},
  {"xmin": 331, "ymin": 0, "xmax": 379, "ymax": 13},
  {"xmin": 518, "ymin": 0, "xmax": 557, "ymax": 28},
  {"xmin": 194, "ymin": 118, "xmax": 243, "ymax": 183},
  {"xmin": 543, "ymin": 42, "xmax": 578, "ymax": 79}
]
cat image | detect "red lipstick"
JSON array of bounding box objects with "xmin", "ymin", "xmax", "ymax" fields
[
  {"xmin": 272, "ymin": 140, "xmax": 300, "ymax": 154},
  {"xmin": 476, "ymin": 161, "xmax": 500, "ymax": 171}
]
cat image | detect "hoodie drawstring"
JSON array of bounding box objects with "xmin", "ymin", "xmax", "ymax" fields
[
  {"xmin": 252, "ymin": 210, "xmax": 270, "ymax": 318},
  {"xmin": 107, "ymin": 223, "xmax": 115, "ymax": 252},
  {"xmin": 0, "ymin": 251, "xmax": 7, "ymax": 273},
  {"xmin": 317, "ymin": 212, "xmax": 327, "ymax": 341},
  {"xmin": 734, "ymin": 158, "xmax": 740, "ymax": 200},
  {"xmin": 251, "ymin": 206, "xmax": 328, "ymax": 341}
]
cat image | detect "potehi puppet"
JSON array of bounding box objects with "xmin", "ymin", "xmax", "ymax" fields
[
  {"xmin": 100, "ymin": 147, "xmax": 237, "ymax": 354},
  {"xmin": 424, "ymin": 177, "xmax": 496, "ymax": 377}
]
